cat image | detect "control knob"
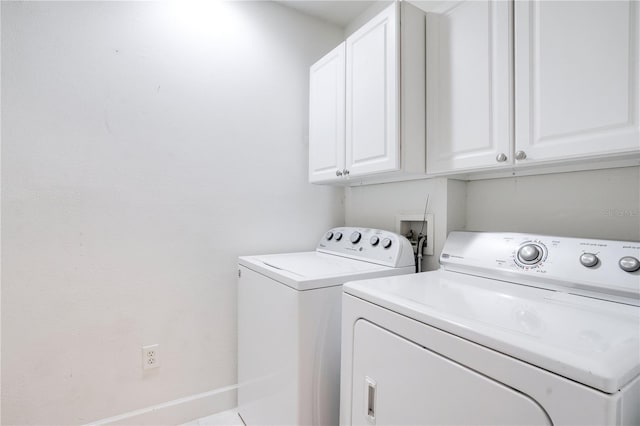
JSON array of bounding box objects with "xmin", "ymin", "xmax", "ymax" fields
[
  {"xmin": 518, "ymin": 244, "xmax": 543, "ymax": 265},
  {"xmin": 370, "ymin": 236, "xmax": 379, "ymax": 246},
  {"xmin": 334, "ymin": 232, "xmax": 343, "ymax": 241},
  {"xmin": 619, "ymin": 256, "xmax": 640, "ymax": 273},
  {"xmin": 579, "ymin": 253, "xmax": 599, "ymax": 268},
  {"xmin": 326, "ymin": 231, "xmax": 334, "ymax": 241},
  {"xmin": 382, "ymin": 238, "xmax": 392, "ymax": 249},
  {"xmin": 350, "ymin": 231, "xmax": 362, "ymax": 244}
]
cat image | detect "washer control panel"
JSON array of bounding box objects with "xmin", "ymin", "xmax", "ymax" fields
[
  {"xmin": 317, "ymin": 227, "xmax": 415, "ymax": 268},
  {"xmin": 440, "ymin": 232, "xmax": 640, "ymax": 305}
]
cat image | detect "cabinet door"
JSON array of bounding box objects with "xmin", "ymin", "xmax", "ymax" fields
[
  {"xmin": 515, "ymin": 0, "xmax": 640, "ymax": 163},
  {"xmin": 345, "ymin": 4, "xmax": 399, "ymax": 177},
  {"xmin": 309, "ymin": 43, "xmax": 345, "ymax": 183},
  {"xmin": 426, "ymin": 0, "xmax": 512, "ymax": 174}
]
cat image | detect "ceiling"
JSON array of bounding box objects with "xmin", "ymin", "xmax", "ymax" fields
[{"xmin": 275, "ymin": 1, "xmax": 378, "ymax": 27}]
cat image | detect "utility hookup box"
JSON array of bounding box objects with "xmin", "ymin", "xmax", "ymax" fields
[{"xmin": 395, "ymin": 214, "xmax": 434, "ymax": 256}]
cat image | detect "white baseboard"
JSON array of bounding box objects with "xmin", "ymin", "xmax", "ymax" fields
[{"xmin": 85, "ymin": 384, "xmax": 237, "ymax": 426}]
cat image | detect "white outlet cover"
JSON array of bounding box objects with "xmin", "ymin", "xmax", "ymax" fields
[{"xmin": 142, "ymin": 344, "xmax": 160, "ymax": 370}]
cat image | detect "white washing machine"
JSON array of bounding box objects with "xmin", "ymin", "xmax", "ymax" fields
[
  {"xmin": 340, "ymin": 231, "xmax": 640, "ymax": 425},
  {"xmin": 238, "ymin": 227, "xmax": 415, "ymax": 426}
]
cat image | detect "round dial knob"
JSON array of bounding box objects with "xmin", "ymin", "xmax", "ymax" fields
[
  {"xmin": 518, "ymin": 244, "xmax": 543, "ymax": 264},
  {"xmin": 580, "ymin": 253, "xmax": 599, "ymax": 268},
  {"xmin": 325, "ymin": 231, "xmax": 334, "ymax": 241},
  {"xmin": 382, "ymin": 238, "xmax": 392, "ymax": 249},
  {"xmin": 619, "ymin": 256, "xmax": 640, "ymax": 272},
  {"xmin": 334, "ymin": 232, "xmax": 343, "ymax": 241},
  {"xmin": 370, "ymin": 236, "xmax": 379, "ymax": 246},
  {"xmin": 350, "ymin": 231, "xmax": 362, "ymax": 244}
]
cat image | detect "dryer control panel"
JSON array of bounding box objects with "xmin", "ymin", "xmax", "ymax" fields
[
  {"xmin": 440, "ymin": 232, "xmax": 640, "ymax": 306},
  {"xmin": 317, "ymin": 227, "xmax": 415, "ymax": 268}
]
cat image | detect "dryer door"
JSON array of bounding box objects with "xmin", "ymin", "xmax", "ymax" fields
[{"xmin": 350, "ymin": 319, "xmax": 552, "ymax": 425}]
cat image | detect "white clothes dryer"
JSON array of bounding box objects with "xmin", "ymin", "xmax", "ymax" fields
[
  {"xmin": 340, "ymin": 231, "xmax": 640, "ymax": 426},
  {"xmin": 238, "ymin": 227, "xmax": 415, "ymax": 426}
]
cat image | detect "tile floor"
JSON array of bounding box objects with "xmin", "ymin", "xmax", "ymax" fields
[{"xmin": 182, "ymin": 409, "xmax": 244, "ymax": 426}]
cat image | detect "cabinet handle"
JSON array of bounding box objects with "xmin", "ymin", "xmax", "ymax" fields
[
  {"xmin": 336, "ymin": 170, "xmax": 343, "ymax": 177},
  {"xmin": 515, "ymin": 151, "xmax": 527, "ymax": 161},
  {"xmin": 343, "ymin": 169, "xmax": 350, "ymax": 176},
  {"xmin": 496, "ymin": 153, "xmax": 507, "ymax": 162},
  {"xmin": 365, "ymin": 377, "xmax": 376, "ymax": 424}
]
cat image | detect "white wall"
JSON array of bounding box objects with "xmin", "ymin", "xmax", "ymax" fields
[
  {"xmin": 465, "ymin": 167, "xmax": 640, "ymax": 241},
  {"xmin": 1, "ymin": 2, "xmax": 344, "ymax": 424},
  {"xmin": 345, "ymin": 178, "xmax": 466, "ymax": 271},
  {"xmin": 345, "ymin": 168, "xmax": 640, "ymax": 271},
  {"xmin": 344, "ymin": 0, "xmax": 393, "ymax": 37}
]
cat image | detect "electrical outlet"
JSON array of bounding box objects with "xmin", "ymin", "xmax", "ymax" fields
[{"xmin": 142, "ymin": 344, "xmax": 160, "ymax": 370}]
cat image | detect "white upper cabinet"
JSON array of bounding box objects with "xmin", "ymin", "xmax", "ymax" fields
[
  {"xmin": 346, "ymin": 4, "xmax": 399, "ymax": 177},
  {"xmin": 309, "ymin": 43, "xmax": 346, "ymax": 183},
  {"xmin": 427, "ymin": 0, "xmax": 640, "ymax": 176},
  {"xmin": 426, "ymin": 0, "xmax": 512, "ymax": 174},
  {"xmin": 309, "ymin": 2, "xmax": 426, "ymax": 185},
  {"xmin": 515, "ymin": 0, "xmax": 640, "ymax": 164}
]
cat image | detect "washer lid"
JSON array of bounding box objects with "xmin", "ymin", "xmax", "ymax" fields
[
  {"xmin": 239, "ymin": 252, "xmax": 405, "ymax": 291},
  {"xmin": 344, "ymin": 270, "xmax": 640, "ymax": 394}
]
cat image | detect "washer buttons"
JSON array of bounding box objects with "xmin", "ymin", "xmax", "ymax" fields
[
  {"xmin": 518, "ymin": 244, "xmax": 542, "ymax": 264},
  {"xmin": 580, "ymin": 253, "xmax": 599, "ymax": 268},
  {"xmin": 350, "ymin": 231, "xmax": 362, "ymax": 244},
  {"xmin": 619, "ymin": 256, "xmax": 640, "ymax": 272}
]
